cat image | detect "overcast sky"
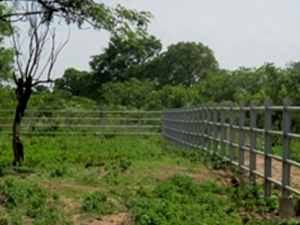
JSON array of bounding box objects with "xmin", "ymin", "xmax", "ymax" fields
[{"xmin": 45, "ymin": 1, "xmax": 300, "ymax": 79}]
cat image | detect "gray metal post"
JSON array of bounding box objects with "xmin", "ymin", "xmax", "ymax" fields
[
  {"xmin": 179, "ymin": 108, "xmax": 183, "ymax": 149},
  {"xmin": 229, "ymin": 103, "xmax": 235, "ymax": 162},
  {"xmin": 102, "ymin": 110, "xmax": 106, "ymax": 140},
  {"xmin": 201, "ymin": 104, "xmax": 206, "ymax": 151},
  {"xmin": 183, "ymin": 108, "xmax": 188, "ymax": 149},
  {"xmin": 170, "ymin": 110, "xmax": 174, "ymax": 146},
  {"xmin": 249, "ymin": 101, "xmax": 257, "ymax": 183},
  {"xmin": 189, "ymin": 107, "xmax": 194, "ymax": 149},
  {"xmin": 196, "ymin": 105, "xmax": 201, "ymax": 149},
  {"xmin": 175, "ymin": 109, "xmax": 179, "ymax": 147},
  {"xmin": 239, "ymin": 102, "xmax": 245, "ymax": 168},
  {"xmin": 67, "ymin": 109, "xmax": 70, "ymax": 135},
  {"xmin": 264, "ymin": 100, "xmax": 272, "ymax": 197},
  {"xmin": 282, "ymin": 99, "xmax": 291, "ymax": 197},
  {"xmin": 213, "ymin": 103, "xmax": 218, "ymax": 152},
  {"xmin": 192, "ymin": 107, "xmax": 196, "ymax": 148},
  {"xmin": 187, "ymin": 107, "xmax": 191, "ymax": 148},
  {"xmin": 207, "ymin": 104, "xmax": 211, "ymax": 151},
  {"xmin": 220, "ymin": 103, "xmax": 226, "ymax": 157},
  {"xmin": 30, "ymin": 110, "xmax": 33, "ymax": 137},
  {"xmin": 138, "ymin": 111, "xmax": 141, "ymax": 138},
  {"xmin": 162, "ymin": 110, "xmax": 166, "ymax": 141}
]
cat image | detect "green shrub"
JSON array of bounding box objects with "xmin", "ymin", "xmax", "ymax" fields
[
  {"xmin": 0, "ymin": 178, "xmax": 45, "ymax": 207},
  {"xmin": 129, "ymin": 174, "xmax": 241, "ymax": 225},
  {"xmin": 0, "ymin": 217, "xmax": 8, "ymax": 225},
  {"xmin": 50, "ymin": 164, "xmax": 68, "ymax": 177},
  {"xmin": 82, "ymin": 190, "xmax": 115, "ymax": 217}
]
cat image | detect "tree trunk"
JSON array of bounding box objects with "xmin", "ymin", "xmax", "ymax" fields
[
  {"xmin": 13, "ymin": 103, "xmax": 24, "ymax": 165},
  {"xmin": 12, "ymin": 76, "xmax": 32, "ymax": 166}
]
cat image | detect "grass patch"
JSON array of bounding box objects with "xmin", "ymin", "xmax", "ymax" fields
[{"xmin": 0, "ymin": 135, "xmax": 298, "ymax": 224}]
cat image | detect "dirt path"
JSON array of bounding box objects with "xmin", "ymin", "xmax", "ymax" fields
[{"xmin": 244, "ymin": 152, "xmax": 300, "ymax": 191}]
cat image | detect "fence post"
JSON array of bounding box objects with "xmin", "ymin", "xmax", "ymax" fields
[
  {"xmin": 67, "ymin": 109, "xmax": 70, "ymax": 135},
  {"xmin": 138, "ymin": 111, "xmax": 141, "ymax": 138},
  {"xmin": 239, "ymin": 102, "xmax": 245, "ymax": 169},
  {"xmin": 196, "ymin": 105, "xmax": 201, "ymax": 149},
  {"xmin": 192, "ymin": 106, "xmax": 198, "ymax": 150},
  {"xmin": 161, "ymin": 110, "xmax": 166, "ymax": 141},
  {"xmin": 282, "ymin": 99, "xmax": 291, "ymax": 197},
  {"xmin": 30, "ymin": 110, "xmax": 34, "ymax": 137},
  {"xmin": 102, "ymin": 110, "xmax": 106, "ymax": 140},
  {"xmin": 183, "ymin": 108, "xmax": 187, "ymax": 149},
  {"xmin": 207, "ymin": 104, "xmax": 211, "ymax": 151},
  {"xmin": 229, "ymin": 103, "xmax": 235, "ymax": 163},
  {"xmin": 179, "ymin": 109, "xmax": 182, "ymax": 148},
  {"xmin": 187, "ymin": 107, "xmax": 191, "ymax": 148},
  {"xmin": 264, "ymin": 100, "xmax": 272, "ymax": 197},
  {"xmin": 175, "ymin": 109, "xmax": 179, "ymax": 148},
  {"xmin": 213, "ymin": 103, "xmax": 218, "ymax": 152},
  {"xmin": 220, "ymin": 103, "xmax": 226, "ymax": 157},
  {"xmin": 201, "ymin": 104, "xmax": 206, "ymax": 151},
  {"xmin": 249, "ymin": 101, "xmax": 257, "ymax": 183}
]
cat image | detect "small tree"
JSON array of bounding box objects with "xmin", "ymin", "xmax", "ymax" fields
[
  {"xmin": 9, "ymin": 3, "xmax": 68, "ymax": 165},
  {"xmin": 1, "ymin": 0, "xmax": 152, "ymax": 165}
]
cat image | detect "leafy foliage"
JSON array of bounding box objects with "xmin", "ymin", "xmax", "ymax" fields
[
  {"xmin": 129, "ymin": 174, "xmax": 241, "ymax": 225},
  {"xmin": 0, "ymin": 4, "xmax": 14, "ymax": 82}
]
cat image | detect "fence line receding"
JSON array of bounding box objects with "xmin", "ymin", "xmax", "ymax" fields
[
  {"xmin": 0, "ymin": 110, "xmax": 161, "ymax": 137},
  {"xmin": 162, "ymin": 99, "xmax": 300, "ymax": 198}
]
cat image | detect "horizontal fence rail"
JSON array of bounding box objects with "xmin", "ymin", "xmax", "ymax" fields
[
  {"xmin": 162, "ymin": 99, "xmax": 300, "ymax": 198},
  {"xmin": 0, "ymin": 110, "xmax": 161, "ymax": 137}
]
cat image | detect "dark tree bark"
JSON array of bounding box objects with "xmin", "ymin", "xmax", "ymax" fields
[{"xmin": 12, "ymin": 76, "xmax": 32, "ymax": 165}]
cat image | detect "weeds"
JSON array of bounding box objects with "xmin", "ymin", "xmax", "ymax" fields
[
  {"xmin": 127, "ymin": 174, "xmax": 241, "ymax": 225},
  {"xmin": 81, "ymin": 190, "xmax": 116, "ymax": 219},
  {"xmin": 0, "ymin": 135, "xmax": 296, "ymax": 224}
]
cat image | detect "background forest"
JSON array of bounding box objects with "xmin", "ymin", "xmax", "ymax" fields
[{"xmin": 1, "ymin": 4, "xmax": 300, "ymax": 112}]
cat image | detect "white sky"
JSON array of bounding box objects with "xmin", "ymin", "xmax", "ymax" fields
[{"xmin": 11, "ymin": 1, "xmax": 300, "ymax": 79}]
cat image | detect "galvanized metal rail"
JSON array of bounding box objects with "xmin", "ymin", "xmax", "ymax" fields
[{"xmin": 0, "ymin": 110, "xmax": 161, "ymax": 137}]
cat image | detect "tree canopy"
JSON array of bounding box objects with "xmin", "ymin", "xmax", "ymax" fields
[
  {"xmin": 54, "ymin": 68, "xmax": 91, "ymax": 97},
  {"xmin": 0, "ymin": 1, "xmax": 152, "ymax": 31},
  {"xmin": 89, "ymin": 30, "xmax": 162, "ymax": 86},
  {"xmin": 0, "ymin": 4, "xmax": 14, "ymax": 83},
  {"xmin": 161, "ymin": 42, "xmax": 218, "ymax": 87}
]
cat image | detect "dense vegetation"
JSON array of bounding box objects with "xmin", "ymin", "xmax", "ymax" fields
[
  {"xmin": 1, "ymin": 2, "xmax": 300, "ymax": 224},
  {"xmin": 0, "ymin": 4, "xmax": 300, "ymax": 112},
  {"xmin": 0, "ymin": 135, "xmax": 298, "ymax": 225}
]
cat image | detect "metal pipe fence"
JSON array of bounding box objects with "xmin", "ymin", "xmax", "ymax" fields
[
  {"xmin": 162, "ymin": 99, "xmax": 300, "ymax": 197},
  {"xmin": 0, "ymin": 110, "xmax": 161, "ymax": 137}
]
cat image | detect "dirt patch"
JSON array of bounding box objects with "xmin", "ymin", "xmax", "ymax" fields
[
  {"xmin": 142, "ymin": 165, "xmax": 228, "ymax": 186},
  {"xmin": 62, "ymin": 197, "xmax": 81, "ymax": 212},
  {"xmin": 39, "ymin": 181, "xmax": 103, "ymax": 193},
  {"xmin": 145, "ymin": 166, "xmax": 188, "ymax": 180},
  {"xmin": 74, "ymin": 212, "xmax": 132, "ymax": 225},
  {"xmin": 243, "ymin": 152, "xmax": 300, "ymax": 190}
]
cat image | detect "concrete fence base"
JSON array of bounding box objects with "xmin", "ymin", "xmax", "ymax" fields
[{"xmin": 278, "ymin": 196, "xmax": 294, "ymax": 218}]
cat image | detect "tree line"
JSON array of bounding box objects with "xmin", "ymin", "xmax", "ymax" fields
[
  {"xmin": 1, "ymin": 1, "xmax": 300, "ymax": 164},
  {"xmin": 1, "ymin": 3, "xmax": 299, "ymax": 112}
]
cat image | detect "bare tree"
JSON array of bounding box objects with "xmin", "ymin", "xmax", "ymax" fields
[
  {"xmin": 0, "ymin": 1, "xmax": 152, "ymax": 165},
  {"xmin": 10, "ymin": 1, "xmax": 68, "ymax": 165}
]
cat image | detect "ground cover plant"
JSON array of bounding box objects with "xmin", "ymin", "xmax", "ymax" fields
[{"xmin": 0, "ymin": 135, "xmax": 299, "ymax": 224}]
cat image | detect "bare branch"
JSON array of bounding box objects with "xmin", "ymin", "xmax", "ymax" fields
[
  {"xmin": 32, "ymin": 78, "xmax": 54, "ymax": 87},
  {"xmin": 9, "ymin": 24, "xmax": 24, "ymax": 79},
  {"xmin": 10, "ymin": 1, "xmax": 69, "ymax": 87}
]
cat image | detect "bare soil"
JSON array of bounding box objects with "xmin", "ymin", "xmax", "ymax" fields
[{"xmin": 244, "ymin": 152, "xmax": 300, "ymax": 190}]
